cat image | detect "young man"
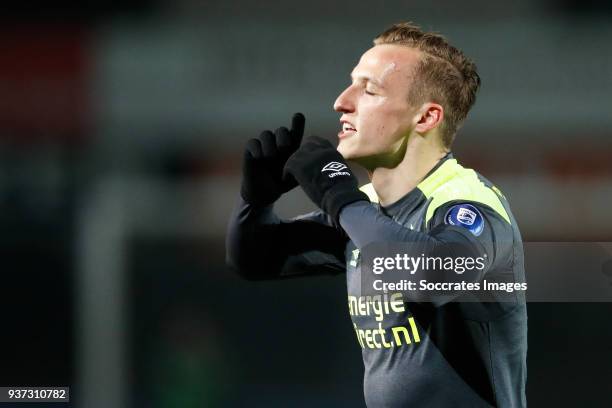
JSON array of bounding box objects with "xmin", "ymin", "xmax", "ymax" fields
[{"xmin": 226, "ymin": 22, "xmax": 527, "ymax": 408}]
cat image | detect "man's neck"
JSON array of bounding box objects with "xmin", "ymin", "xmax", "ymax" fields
[{"xmin": 368, "ymin": 138, "xmax": 448, "ymax": 207}]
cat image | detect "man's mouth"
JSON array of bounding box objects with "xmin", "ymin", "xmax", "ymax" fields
[
  {"xmin": 343, "ymin": 122, "xmax": 357, "ymax": 132},
  {"xmin": 339, "ymin": 121, "xmax": 357, "ymax": 139}
]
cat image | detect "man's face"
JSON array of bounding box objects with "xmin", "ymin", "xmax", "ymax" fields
[{"xmin": 334, "ymin": 44, "xmax": 422, "ymax": 164}]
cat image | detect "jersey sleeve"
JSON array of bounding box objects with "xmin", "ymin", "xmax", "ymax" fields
[
  {"xmin": 427, "ymin": 200, "xmax": 523, "ymax": 318},
  {"xmin": 339, "ymin": 201, "xmax": 501, "ymax": 306},
  {"xmin": 428, "ymin": 200, "xmax": 515, "ymax": 274},
  {"xmin": 339, "ymin": 200, "xmax": 488, "ymax": 260},
  {"xmin": 225, "ymin": 196, "xmax": 347, "ymax": 280}
]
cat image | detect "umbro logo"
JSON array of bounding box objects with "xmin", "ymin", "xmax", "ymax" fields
[{"xmin": 321, "ymin": 162, "xmax": 348, "ymax": 172}]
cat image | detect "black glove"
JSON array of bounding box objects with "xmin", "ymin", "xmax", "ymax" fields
[
  {"xmin": 240, "ymin": 113, "xmax": 305, "ymax": 207},
  {"xmin": 283, "ymin": 136, "xmax": 369, "ymax": 223}
]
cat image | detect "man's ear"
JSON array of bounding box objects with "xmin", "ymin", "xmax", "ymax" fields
[{"xmin": 414, "ymin": 103, "xmax": 444, "ymax": 133}]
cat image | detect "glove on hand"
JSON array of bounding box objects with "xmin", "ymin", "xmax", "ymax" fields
[
  {"xmin": 240, "ymin": 113, "xmax": 305, "ymax": 207},
  {"xmin": 283, "ymin": 136, "xmax": 369, "ymax": 222}
]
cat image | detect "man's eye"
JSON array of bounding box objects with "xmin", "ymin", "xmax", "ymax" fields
[{"xmin": 365, "ymin": 90, "xmax": 376, "ymax": 95}]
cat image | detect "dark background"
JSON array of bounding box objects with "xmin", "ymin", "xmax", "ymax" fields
[{"xmin": 1, "ymin": 0, "xmax": 611, "ymax": 407}]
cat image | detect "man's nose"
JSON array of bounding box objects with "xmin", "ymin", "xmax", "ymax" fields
[{"xmin": 333, "ymin": 86, "xmax": 355, "ymax": 113}]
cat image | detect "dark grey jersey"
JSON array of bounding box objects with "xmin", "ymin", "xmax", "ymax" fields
[{"xmin": 226, "ymin": 153, "xmax": 527, "ymax": 407}]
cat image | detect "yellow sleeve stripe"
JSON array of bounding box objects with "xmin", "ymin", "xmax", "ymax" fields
[
  {"xmin": 358, "ymin": 159, "xmax": 510, "ymax": 225},
  {"xmin": 417, "ymin": 159, "xmax": 511, "ymax": 225}
]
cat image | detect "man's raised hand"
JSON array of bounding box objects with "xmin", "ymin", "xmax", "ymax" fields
[{"xmin": 240, "ymin": 113, "xmax": 305, "ymax": 207}]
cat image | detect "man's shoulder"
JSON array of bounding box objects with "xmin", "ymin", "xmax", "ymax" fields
[{"xmin": 419, "ymin": 158, "xmax": 512, "ymax": 227}]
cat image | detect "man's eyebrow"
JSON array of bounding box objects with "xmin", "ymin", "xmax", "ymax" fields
[{"xmin": 350, "ymin": 73, "xmax": 385, "ymax": 88}]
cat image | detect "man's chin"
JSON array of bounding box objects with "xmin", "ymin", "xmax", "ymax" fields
[
  {"xmin": 340, "ymin": 149, "xmax": 405, "ymax": 171},
  {"xmin": 337, "ymin": 142, "xmax": 389, "ymax": 169},
  {"xmin": 338, "ymin": 150, "xmax": 373, "ymax": 170},
  {"xmin": 337, "ymin": 139, "xmax": 362, "ymax": 159},
  {"xmin": 336, "ymin": 143, "xmax": 351, "ymax": 160}
]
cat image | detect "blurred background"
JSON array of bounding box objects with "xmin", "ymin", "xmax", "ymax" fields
[{"xmin": 1, "ymin": 0, "xmax": 611, "ymax": 407}]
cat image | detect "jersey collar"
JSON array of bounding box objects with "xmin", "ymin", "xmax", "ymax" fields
[{"xmin": 381, "ymin": 152, "xmax": 454, "ymax": 216}]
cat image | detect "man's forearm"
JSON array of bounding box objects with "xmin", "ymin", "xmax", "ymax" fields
[
  {"xmin": 226, "ymin": 197, "xmax": 287, "ymax": 280},
  {"xmin": 226, "ymin": 196, "xmax": 348, "ymax": 280},
  {"xmin": 339, "ymin": 201, "xmax": 489, "ymax": 292}
]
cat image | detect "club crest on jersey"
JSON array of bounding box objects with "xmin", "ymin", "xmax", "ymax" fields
[
  {"xmin": 445, "ymin": 203, "xmax": 484, "ymax": 236},
  {"xmin": 321, "ymin": 161, "xmax": 348, "ymax": 172}
]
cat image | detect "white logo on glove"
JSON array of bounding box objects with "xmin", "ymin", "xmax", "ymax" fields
[{"xmin": 321, "ymin": 162, "xmax": 348, "ymax": 172}]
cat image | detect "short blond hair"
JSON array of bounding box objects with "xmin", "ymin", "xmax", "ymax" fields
[{"xmin": 374, "ymin": 22, "xmax": 481, "ymax": 148}]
